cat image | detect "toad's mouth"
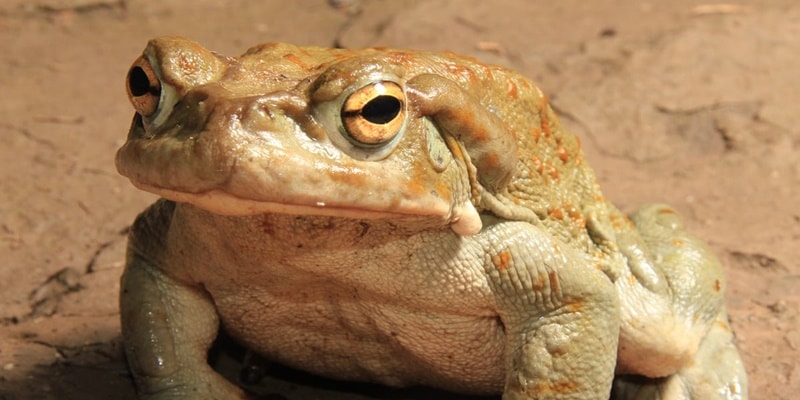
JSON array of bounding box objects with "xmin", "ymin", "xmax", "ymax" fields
[
  {"xmin": 131, "ymin": 182, "xmax": 481, "ymax": 235},
  {"xmin": 132, "ymin": 182, "xmax": 425, "ymax": 221}
]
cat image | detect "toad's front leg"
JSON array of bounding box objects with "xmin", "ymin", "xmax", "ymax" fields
[
  {"xmin": 485, "ymin": 222, "xmax": 620, "ymax": 400},
  {"xmin": 120, "ymin": 252, "xmax": 248, "ymax": 400}
]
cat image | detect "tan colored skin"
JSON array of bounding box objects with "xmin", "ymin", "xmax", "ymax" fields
[{"xmin": 117, "ymin": 36, "xmax": 748, "ymax": 400}]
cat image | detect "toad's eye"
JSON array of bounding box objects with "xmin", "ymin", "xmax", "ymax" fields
[
  {"xmin": 126, "ymin": 56, "xmax": 161, "ymax": 117},
  {"xmin": 341, "ymin": 81, "xmax": 406, "ymax": 146}
]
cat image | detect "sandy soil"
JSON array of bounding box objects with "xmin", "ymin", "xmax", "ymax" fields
[{"xmin": 1, "ymin": 0, "xmax": 798, "ymax": 399}]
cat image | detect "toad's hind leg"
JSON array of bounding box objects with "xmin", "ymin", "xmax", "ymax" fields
[
  {"xmin": 611, "ymin": 204, "xmax": 747, "ymax": 400},
  {"xmin": 611, "ymin": 308, "xmax": 747, "ymax": 400}
]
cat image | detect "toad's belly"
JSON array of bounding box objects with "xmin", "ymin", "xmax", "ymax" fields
[{"xmin": 213, "ymin": 290, "xmax": 507, "ymax": 394}]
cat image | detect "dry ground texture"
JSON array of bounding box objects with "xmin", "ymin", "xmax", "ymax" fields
[{"xmin": 1, "ymin": 0, "xmax": 798, "ymax": 399}]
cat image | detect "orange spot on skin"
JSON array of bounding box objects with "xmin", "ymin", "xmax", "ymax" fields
[
  {"xmin": 492, "ymin": 250, "xmax": 512, "ymax": 271},
  {"xmin": 506, "ymin": 79, "xmax": 518, "ymax": 99},
  {"xmin": 565, "ymin": 301, "xmax": 584, "ymax": 313},
  {"xmin": 548, "ymin": 270, "xmax": 560, "ymax": 294},
  {"xmin": 284, "ymin": 53, "xmax": 310, "ymax": 70},
  {"xmin": 480, "ymin": 63, "xmax": 494, "ymax": 80},
  {"xmin": 531, "ymin": 155, "xmax": 544, "ymax": 175},
  {"xmin": 571, "ymin": 137, "xmax": 583, "ymax": 165},
  {"xmin": 530, "ymin": 127, "xmax": 541, "ymax": 143},
  {"xmin": 326, "ymin": 165, "xmax": 368, "ymax": 186},
  {"xmin": 556, "ymin": 144, "xmax": 569, "ymax": 163},
  {"xmin": 594, "ymin": 250, "xmax": 606, "ymax": 259},
  {"xmin": 541, "ymin": 119, "xmax": 552, "ymax": 140},
  {"xmin": 546, "ymin": 162, "xmax": 560, "ymax": 180},
  {"xmin": 539, "ymin": 95, "xmax": 552, "ymax": 140},
  {"xmin": 714, "ymin": 279, "xmax": 722, "ymax": 292},
  {"xmin": 445, "ymin": 62, "xmax": 478, "ymax": 84},
  {"xmin": 672, "ymin": 239, "xmax": 685, "ymax": 246},
  {"xmin": 627, "ymin": 274, "xmax": 637, "ymax": 285},
  {"xmin": 389, "ymin": 52, "xmax": 417, "ymax": 67},
  {"xmin": 177, "ymin": 54, "xmax": 201, "ymax": 75},
  {"xmin": 658, "ymin": 208, "xmax": 677, "ymax": 215},
  {"xmin": 549, "ymin": 207, "xmax": 564, "ymax": 220},
  {"xmin": 565, "ymin": 203, "xmax": 586, "ymax": 228},
  {"xmin": 533, "ymin": 274, "xmax": 546, "ymax": 291},
  {"xmin": 531, "ymin": 381, "xmax": 579, "ymax": 395},
  {"xmin": 610, "ymin": 214, "xmax": 633, "ymax": 229}
]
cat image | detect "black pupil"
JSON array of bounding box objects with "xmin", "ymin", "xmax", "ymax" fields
[
  {"xmin": 361, "ymin": 95, "xmax": 402, "ymax": 124},
  {"xmin": 128, "ymin": 66, "xmax": 155, "ymax": 97}
]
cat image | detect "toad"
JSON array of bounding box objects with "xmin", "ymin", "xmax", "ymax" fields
[{"xmin": 116, "ymin": 36, "xmax": 748, "ymax": 399}]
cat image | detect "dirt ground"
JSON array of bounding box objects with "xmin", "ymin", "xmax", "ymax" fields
[{"xmin": 1, "ymin": 0, "xmax": 798, "ymax": 399}]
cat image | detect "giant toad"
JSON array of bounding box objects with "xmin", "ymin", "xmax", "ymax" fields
[{"xmin": 116, "ymin": 36, "xmax": 748, "ymax": 399}]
